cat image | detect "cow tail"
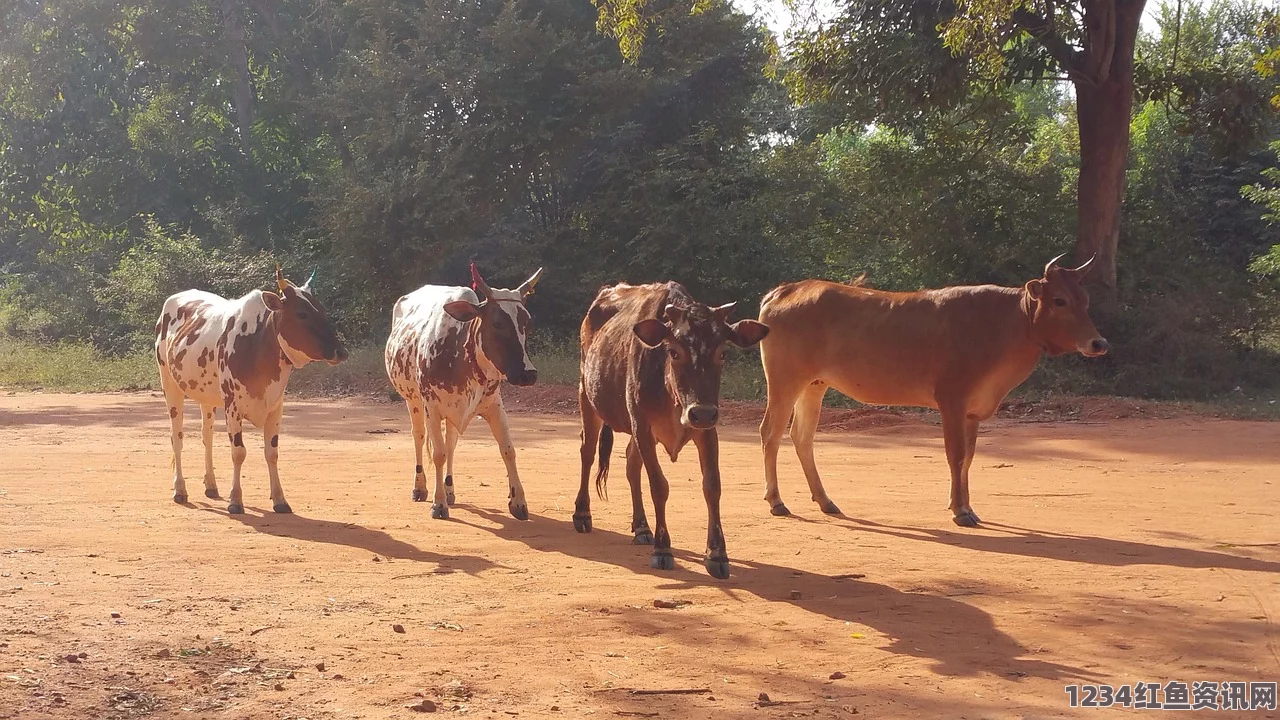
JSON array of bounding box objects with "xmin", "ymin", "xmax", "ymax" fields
[{"xmin": 594, "ymin": 425, "xmax": 613, "ymax": 500}]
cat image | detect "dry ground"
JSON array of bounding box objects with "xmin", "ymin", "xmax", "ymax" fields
[{"xmin": 1, "ymin": 389, "xmax": 1278, "ymax": 719}]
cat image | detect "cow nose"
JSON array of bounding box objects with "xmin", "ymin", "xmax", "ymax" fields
[
  {"xmin": 511, "ymin": 369, "xmax": 537, "ymax": 387},
  {"xmin": 686, "ymin": 405, "xmax": 719, "ymax": 429},
  {"xmin": 1088, "ymin": 338, "xmax": 1109, "ymax": 356},
  {"xmin": 334, "ymin": 345, "xmax": 349, "ymax": 363}
]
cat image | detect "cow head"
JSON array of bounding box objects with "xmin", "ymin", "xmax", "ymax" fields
[
  {"xmin": 1024, "ymin": 255, "xmax": 1109, "ymax": 358},
  {"xmin": 263, "ymin": 266, "xmax": 349, "ymax": 366},
  {"xmin": 441, "ymin": 263, "xmax": 541, "ymax": 386},
  {"xmin": 633, "ymin": 301, "xmax": 770, "ymax": 430}
]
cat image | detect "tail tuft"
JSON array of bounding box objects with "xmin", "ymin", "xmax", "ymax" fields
[{"xmin": 594, "ymin": 426, "xmax": 614, "ymax": 500}]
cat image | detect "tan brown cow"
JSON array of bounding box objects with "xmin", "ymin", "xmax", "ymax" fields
[
  {"xmin": 155, "ymin": 267, "xmax": 347, "ymax": 515},
  {"xmin": 757, "ymin": 255, "xmax": 1108, "ymax": 527},
  {"xmin": 575, "ymin": 282, "xmax": 769, "ymax": 578}
]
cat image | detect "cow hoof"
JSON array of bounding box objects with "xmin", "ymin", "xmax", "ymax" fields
[
  {"xmin": 509, "ymin": 502, "xmax": 529, "ymax": 521},
  {"xmin": 820, "ymin": 500, "xmax": 842, "ymax": 515},
  {"xmin": 650, "ymin": 551, "xmax": 675, "ymax": 571},
  {"xmin": 204, "ymin": 488, "xmax": 220, "ymax": 499},
  {"xmin": 445, "ymin": 476, "xmax": 455, "ymax": 505},
  {"xmin": 446, "ymin": 491, "xmax": 456, "ymax": 506},
  {"xmin": 431, "ymin": 503, "xmax": 449, "ymax": 520},
  {"xmin": 770, "ymin": 503, "xmax": 791, "ymax": 517},
  {"xmin": 704, "ymin": 558, "xmax": 730, "ymax": 579},
  {"xmin": 572, "ymin": 514, "xmax": 592, "ymax": 533},
  {"xmin": 633, "ymin": 529, "xmax": 653, "ymax": 545},
  {"xmin": 273, "ymin": 502, "xmax": 293, "ymax": 514},
  {"xmin": 952, "ymin": 510, "xmax": 981, "ymax": 527},
  {"xmin": 227, "ymin": 503, "xmax": 245, "ymax": 515},
  {"xmin": 173, "ymin": 493, "xmax": 188, "ymax": 504},
  {"xmin": 412, "ymin": 488, "xmax": 427, "ymax": 502}
]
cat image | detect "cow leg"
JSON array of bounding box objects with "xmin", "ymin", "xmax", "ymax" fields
[
  {"xmin": 941, "ymin": 406, "xmax": 981, "ymax": 527},
  {"xmin": 163, "ymin": 382, "xmax": 188, "ymax": 504},
  {"xmin": 225, "ymin": 410, "xmax": 247, "ymax": 515},
  {"xmin": 200, "ymin": 404, "xmax": 219, "ymax": 499},
  {"xmin": 760, "ymin": 376, "xmax": 804, "ymax": 516},
  {"xmin": 263, "ymin": 408, "xmax": 291, "ymax": 514},
  {"xmin": 692, "ymin": 429, "xmax": 729, "ymax": 579},
  {"xmin": 960, "ymin": 418, "xmax": 981, "ymax": 524},
  {"xmin": 480, "ymin": 403, "xmax": 529, "ymax": 521},
  {"xmin": 626, "ymin": 438, "xmax": 651, "ymax": 545},
  {"xmin": 426, "ymin": 414, "xmax": 449, "ymax": 519},
  {"xmin": 408, "ymin": 400, "xmax": 429, "ymax": 502},
  {"xmin": 444, "ymin": 421, "xmax": 459, "ymax": 506},
  {"xmin": 573, "ymin": 389, "xmax": 600, "ymax": 533},
  {"xmin": 791, "ymin": 382, "xmax": 839, "ymax": 515},
  {"xmin": 635, "ymin": 435, "xmax": 674, "ymax": 571}
]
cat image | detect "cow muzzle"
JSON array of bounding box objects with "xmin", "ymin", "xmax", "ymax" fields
[
  {"xmin": 328, "ymin": 345, "xmax": 349, "ymax": 365},
  {"xmin": 683, "ymin": 404, "xmax": 720, "ymax": 430},
  {"xmin": 508, "ymin": 369, "xmax": 538, "ymax": 387},
  {"xmin": 1080, "ymin": 337, "xmax": 1109, "ymax": 358}
]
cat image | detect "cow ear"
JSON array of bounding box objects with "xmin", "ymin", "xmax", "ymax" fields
[
  {"xmin": 1024, "ymin": 279, "xmax": 1044, "ymax": 301},
  {"xmin": 443, "ymin": 300, "xmax": 483, "ymax": 322},
  {"xmin": 729, "ymin": 319, "xmax": 769, "ymax": 348},
  {"xmin": 263, "ymin": 291, "xmax": 284, "ymax": 312},
  {"xmin": 633, "ymin": 319, "xmax": 671, "ymax": 348}
]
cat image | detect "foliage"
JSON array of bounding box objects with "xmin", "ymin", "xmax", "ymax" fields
[{"xmin": 0, "ymin": 0, "xmax": 1277, "ymax": 403}]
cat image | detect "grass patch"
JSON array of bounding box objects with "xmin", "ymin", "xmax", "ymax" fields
[{"xmin": 0, "ymin": 337, "xmax": 156, "ymax": 392}]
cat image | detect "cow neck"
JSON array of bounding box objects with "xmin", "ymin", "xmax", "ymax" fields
[
  {"xmin": 1018, "ymin": 289, "xmax": 1050, "ymax": 356},
  {"xmin": 261, "ymin": 309, "xmax": 299, "ymax": 373},
  {"xmin": 464, "ymin": 316, "xmax": 496, "ymax": 385}
]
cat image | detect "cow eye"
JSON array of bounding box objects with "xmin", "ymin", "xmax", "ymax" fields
[
  {"xmin": 667, "ymin": 347, "xmax": 680, "ymax": 360},
  {"xmin": 1053, "ymin": 298, "xmax": 1067, "ymax": 307},
  {"xmin": 718, "ymin": 349, "xmax": 728, "ymax": 362}
]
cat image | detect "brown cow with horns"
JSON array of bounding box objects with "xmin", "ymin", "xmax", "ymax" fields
[
  {"xmin": 757, "ymin": 254, "xmax": 1108, "ymax": 526},
  {"xmin": 574, "ymin": 282, "xmax": 769, "ymax": 579}
]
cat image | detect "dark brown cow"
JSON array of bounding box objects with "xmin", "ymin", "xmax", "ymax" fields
[
  {"xmin": 575, "ymin": 282, "xmax": 769, "ymax": 578},
  {"xmin": 758, "ymin": 255, "xmax": 1108, "ymax": 526}
]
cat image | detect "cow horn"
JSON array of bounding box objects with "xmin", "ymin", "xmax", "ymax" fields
[
  {"xmin": 517, "ymin": 267, "xmax": 543, "ymax": 298},
  {"xmin": 711, "ymin": 302, "xmax": 737, "ymax": 322},
  {"xmin": 470, "ymin": 262, "xmax": 493, "ymax": 300},
  {"xmin": 1043, "ymin": 253, "xmax": 1069, "ymax": 276},
  {"xmin": 1072, "ymin": 254, "xmax": 1097, "ymax": 277},
  {"xmin": 302, "ymin": 268, "xmax": 316, "ymax": 291},
  {"xmin": 662, "ymin": 304, "xmax": 685, "ymax": 325},
  {"xmin": 275, "ymin": 264, "xmax": 290, "ymax": 292}
]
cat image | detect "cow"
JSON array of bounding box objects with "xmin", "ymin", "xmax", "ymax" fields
[
  {"xmin": 384, "ymin": 263, "xmax": 542, "ymax": 521},
  {"xmin": 574, "ymin": 282, "xmax": 770, "ymax": 579},
  {"xmin": 757, "ymin": 255, "xmax": 1109, "ymax": 527},
  {"xmin": 155, "ymin": 266, "xmax": 348, "ymax": 515}
]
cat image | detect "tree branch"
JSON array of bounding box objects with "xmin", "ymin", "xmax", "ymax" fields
[{"xmin": 1012, "ymin": 8, "xmax": 1085, "ymax": 76}]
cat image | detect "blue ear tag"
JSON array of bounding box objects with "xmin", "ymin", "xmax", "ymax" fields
[{"xmin": 306, "ymin": 269, "xmax": 317, "ymax": 287}]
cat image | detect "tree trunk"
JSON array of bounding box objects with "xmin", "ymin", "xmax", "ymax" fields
[
  {"xmin": 221, "ymin": 0, "xmax": 255, "ymax": 152},
  {"xmin": 1071, "ymin": 0, "xmax": 1145, "ymax": 290},
  {"xmin": 1074, "ymin": 77, "xmax": 1131, "ymax": 290}
]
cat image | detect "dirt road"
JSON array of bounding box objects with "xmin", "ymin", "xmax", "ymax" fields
[{"xmin": 1, "ymin": 391, "xmax": 1277, "ymax": 719}]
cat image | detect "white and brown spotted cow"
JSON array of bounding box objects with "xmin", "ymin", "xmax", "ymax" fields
[
  {"xmin": 385, "ymin": 263, "xmax": 541, "ymax": 521},
  {"xmin": 155, "ymin": 266, "xmax": 347, "ymax": 515}
]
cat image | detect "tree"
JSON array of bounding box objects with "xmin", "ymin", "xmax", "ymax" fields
[{"xmin": 778, "ymin": 0, "xmax": 1144, "ymax": 290}]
